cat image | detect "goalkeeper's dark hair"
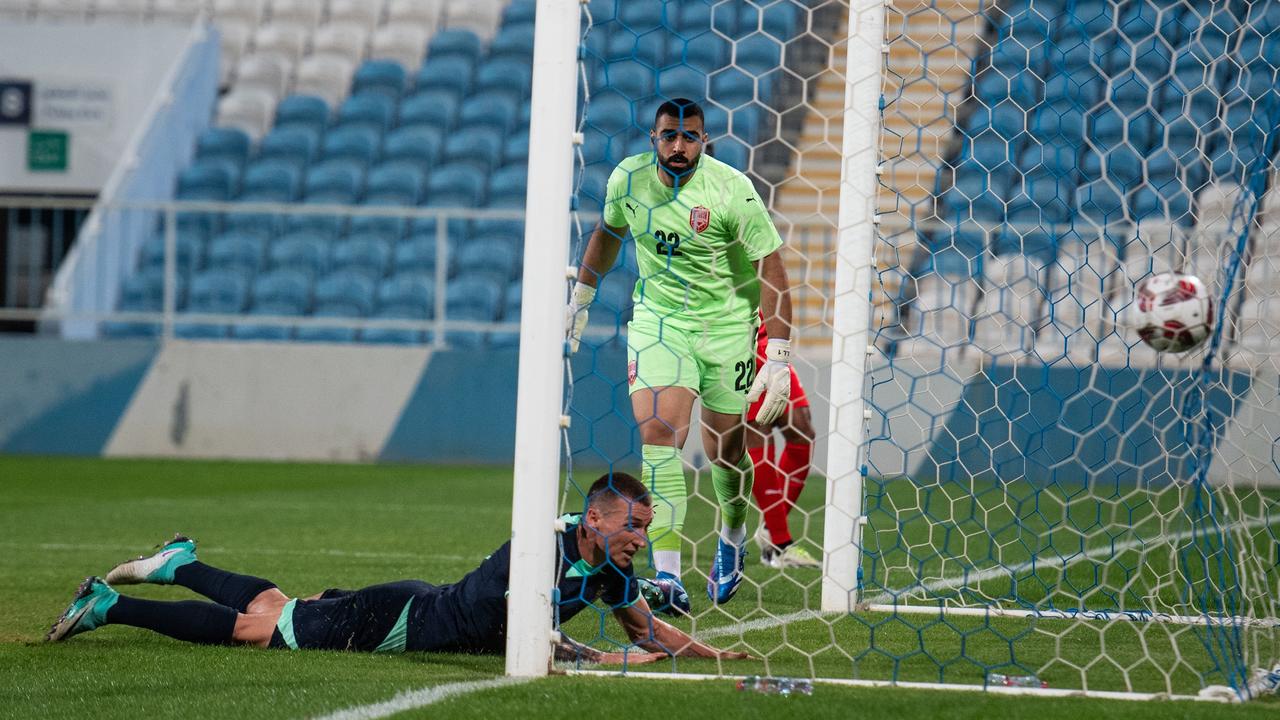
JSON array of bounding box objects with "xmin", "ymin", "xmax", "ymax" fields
[
  {"xmin": 586, "ymin": 473, "xmax": 651, "ymax": 509},
  {"xmin": 654, "ymin": 98, "xmax": 704, "ymax": 128}
]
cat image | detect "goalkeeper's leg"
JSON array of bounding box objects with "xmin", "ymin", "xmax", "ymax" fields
[
  {"xmin": 631, "ymin": 386, "xmax": 696, "ymax": 577},
  {"xmin": 702, "ymin": 408, "xmax": 753, "ymax": 603}
]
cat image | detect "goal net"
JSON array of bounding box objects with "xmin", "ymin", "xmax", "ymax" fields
[{"xmin": 534, "ymin": 0, "xmax": 1280, "ymax": 701}]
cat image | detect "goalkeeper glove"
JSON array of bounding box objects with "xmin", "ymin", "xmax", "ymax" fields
[
  {"xmin": 565, "ymin": 281, "xmax": 596, "ymax": 354},
  {"xmin": 746, "ymin": 338, "xmax": 791, "ymax": 425}
]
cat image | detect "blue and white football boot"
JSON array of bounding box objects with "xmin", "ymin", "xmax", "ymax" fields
[
  {"xmin": 46, "ymin": 576, "xmax": 118, "ymax": 642},
  {"xmin": 105, "ymin": 534, "xmax": 197, "ymax": 585},
  {"xmin": 706, "ymin": 538, "xmax": 748, "ymax": 604},
  {"xmin": 637, "ymin": 571, "xmax": 692, "ymax": 616}
]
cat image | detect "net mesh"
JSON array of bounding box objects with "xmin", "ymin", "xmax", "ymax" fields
[{"xmin": 552, "ymin": 0, "xmax": 1280, "ymax": 700}]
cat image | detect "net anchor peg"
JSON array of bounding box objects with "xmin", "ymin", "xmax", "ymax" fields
[
  {"xmin": 554, "ymin": 517, "xmax": 567, "ymax": 532},
  {"xmin": 549, "ymin": 629, "xmax": 562, "ymax": 643},
  {"xmin": 565, "ymin": 265, "xmax": 577, "ymax": 279},
  {"xmin": 863, "ymin": 408, "xmax": 872, "ymax": 420},
  {"xmin": 558, "ymin": 415, "xmax": 571, "ymax": 428},
  {"xmin": 571, "ymin": 131, "xmax": 584, "ymax": 146},
  {"xmin": 866, "ymin": 344, "xmax": 876, "ymax": 356},
  {"xmin": 872, "ymin": 214, "xmax": 882, "ymax": 224}
]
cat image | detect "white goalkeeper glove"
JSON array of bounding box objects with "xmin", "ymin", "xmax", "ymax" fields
[
  {"xmin": 746, "ymin": 338, "xmax": 791, "ymax": 425},
  {"xmin": 565, "ymin": 281, "xmax": 596, "ymax": 355}
]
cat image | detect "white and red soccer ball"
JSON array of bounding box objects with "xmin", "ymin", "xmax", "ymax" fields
[{"xmin": 1132, "ymin": 272, "xmax": 1214, "ymax": 353}]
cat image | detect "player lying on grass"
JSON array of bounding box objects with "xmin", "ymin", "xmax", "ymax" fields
[
  {"xmin": 567, "ymin": 97, "xmax": 795, "ymax": 615},
  {"xmin": 46, "ymin": 473, "xmax": 748, "ymax": 664},
  {"xmin": 747, "ymin": 311, "xmax": 819, "ymax": 570}
]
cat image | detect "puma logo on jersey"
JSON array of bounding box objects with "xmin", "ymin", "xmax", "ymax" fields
[{"xmin": 625, "ymin": 201, "xmax": 637, "ymax": 216}]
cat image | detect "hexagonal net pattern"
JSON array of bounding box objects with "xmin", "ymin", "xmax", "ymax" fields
[{"xmin": 546, "ymin": 0, "xmax": 1280, "ymax": 702}]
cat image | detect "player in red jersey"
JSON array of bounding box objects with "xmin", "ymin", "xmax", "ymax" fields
[{"xmin": 746, "ymin": 313, "xmax": 818, "ymax": 568}]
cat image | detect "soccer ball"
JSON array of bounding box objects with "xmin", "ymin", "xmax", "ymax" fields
[{"xmin": 1132, "ymin": 272, "xmax": 1213, "ymax": 353}]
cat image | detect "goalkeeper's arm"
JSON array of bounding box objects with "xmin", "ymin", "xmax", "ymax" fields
[
  {"xmin": 613, "ymin": 598, "xmax": 750, "ymax": 660},
  {"xmin": 566, "ymin": 222, "xmax": 628, "ymax": 353},
  {"xmin": 747, "ymin": 250, "xmax": 795, "ymax": 425}
]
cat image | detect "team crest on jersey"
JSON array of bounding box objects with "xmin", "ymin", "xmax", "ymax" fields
[
  {"xmin": 627, "ymin": 360, "xmax": 638, "ymax": 386},
  {"xmin": 689, "ymin": 206, "xmax": 710, "ymax": 234}
]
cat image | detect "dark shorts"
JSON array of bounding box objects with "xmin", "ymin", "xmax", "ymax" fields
[{"xmin": 268, "ymin": 580, "xmax": 437, "ymax": 653}]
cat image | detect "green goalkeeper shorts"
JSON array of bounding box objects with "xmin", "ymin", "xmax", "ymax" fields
[{"xmin": 626, "ymin": 313, "xmax": 757, "ymax": 415}]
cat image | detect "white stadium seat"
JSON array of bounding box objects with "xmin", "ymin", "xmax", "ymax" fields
[
  {"xmin": 253, "ymin": 22, "xmax": 309, "ymax": 65},
  {"xmin": 218, "ymin": 19, "xmax": 253, "ymax": 87},
  {"xmin": 443, "ymin": 0, "xmax": 501, "ymax": 39},
  {"xmin": 326, "ymin": 0, "xmax": 378, "ymax": 32},
  {"xmin": 267, "ymin": 0, "xmax": 321, "ymax": 30},
  {"xmin": 293, "ymin": 53, "xmax": 354, "ymax": 107},
  {"xmin": 216, "ymin": 87, "xmax": 277, "ymax": 141},
  {"xmin": 312, "ymin": 21, "xmax": 368, "ymax": 66},
  {"xmin": 211, "ymin": 0, "xmax": 261, "ymax": 25},
  {"xmin": 385, "ymin": 0, "xmax": 442, "ymax": 33},
  {"xmin": 235, "ymin": 52, "xmax": 292, "ymax": 100},
  {"xmin": 369, "ymin": 24, "xmax": 427, "ymax": 71}
]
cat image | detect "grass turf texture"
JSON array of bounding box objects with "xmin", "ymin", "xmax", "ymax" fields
[{"xmin": 1, "ymin": 455, "xmax": 1275, "ymax": 719}]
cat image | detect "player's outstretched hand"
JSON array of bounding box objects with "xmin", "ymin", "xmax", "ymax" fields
[
  {"xmin": 596, "ymin": 650, "xmax": 668, "ymax": 665},
  {"xmin": 566, "ymin": 282, "xmax": 596, "ymax": 355},
  {"xmin": 747, "ymin": 338, "xmax": 791, "ymax": 425}
]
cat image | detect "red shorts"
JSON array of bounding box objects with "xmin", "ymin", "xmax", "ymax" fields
[{"xmin": 748, "ymin": 338, "xmax": 809, "ymax": 423}]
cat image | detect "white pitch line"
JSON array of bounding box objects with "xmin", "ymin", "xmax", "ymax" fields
[
  {"xmin": 692, "ymin": 515, "xmax": 1278, "ymax": 641},
  {"xmin": 310, "ymin": 677, "xmax": 527, "ymax": 720}
]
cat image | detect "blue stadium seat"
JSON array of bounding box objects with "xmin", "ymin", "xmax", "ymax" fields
[
  {"xmin": 445, "ymin": 274, "xmax": 503, "ymax": 347},
  {"xmin": 1075, "ymin": 179, "xmax": 1127, "ymax": 226},
  {"xmin": 399, "ymin": 90, "xmax": 461, "ymax": 130},
  {"xmin": 617, "ymin": 0, "xmax": 664, "ymax": 32},
  {"xmin": 365, "ymin": 161, "xmax": 426, "ymax": 204},
  {"xmin": 394, "ymin": 234, "xmax": 447, "ymax": 275},
  {"xmin": 710, "ymin": 69, "xmax": 754, "ymax": 108},
  {"xmin": 607, "ymin": 31, "xmax": 665, "ymax": 69},
  {"xmin": 296, "ymin": 271, "xmax": 377, "ymax": 342},
  {"xmin": 382, "ymin": 126, "xmax": 443, "ymax": 172},
  {"xmin": 332, "ymin": 235, "xmax": 392, "ymax": 278},
  {"xmin": 474, "ymin": 60, "xmax": 533, "ymax": 102},
  {"xmin": 196, "ymin": 127, "xmax": 251, "ymax": 166},
  {"xmin": 487, "ymin": 165, "xmax": 527, "ymax": 202},
  {"xmin": 139, "ymin": 230, "xmax": 205, "ymax": 273},
  {"xmin": 347, "ymin": 196, "xmax": 411, "ymax": 241},
  {"xmin": 584, "ymin": 90, "xmax": 638, "ymax": 135},
  {"xmin": 304, "ymin": 159, "xmax": 365, "ymax": 201},
  {"xmin": 364, "ymin": 274, "xmax": 435, "ymax": 344},
  {"xmin": 441, "ymin": 128, "xmax": 504, "ymax": 172},
  {"xmin": 762, "ymin": 1, "xmax": 799, "ymax": 41},
  {"xmin": 334, "ymin": 93, "xmax": 396, "ymax": 133},
  {"xmin": 501, "ymin": 0, "xmax": 535, "ymax": 27},
  {"xmin": 415, "ymin": 56, "xmax": 475, "ymax": 97},
  {"xmin": 232, "ymin": 269, "xmax": 312, "ymax": 340},
  {"xmin": 459, "ymin": 93, "xmax": 520, "ymax": 133},
  {"xmin": 503, "ymin": 129, "xmax": 529, "ymax": 164},
  {"xmin": 710, "ymin": 137, "xmax": 748, "ymax": 171},
  {"xmin": 488, "ymin": 25, "xmax": 534, "ymax": 60},
  {"xmin": 677, "ymin": 3, "xmax": 710, "ymax": 32},
  {"xmin": 175, "ymin": 269, "xmax": 250, "ymax": 338},
  {"xmin": 577, "ymin": 164, "xmax": 610, "ymax": 212},
  {"xmin": 735, "ymin": 34, "xmax": 783, "ymax": 76},
  {"xmin": 455, "ymin": 238, "xmax": 520, "ymax": 282},
  {"xmin": 274, "ymin": 94, "xmax": 329, "ymax": 135},
  {"xmin": 240, "ymin": 160, "xmax": 303, "ymax": 199},
  {"xmin": 657, "ymin": 66, "xmax": 706, "ymax": 101},
  {"xmin": 206, "ymin": 232, "xmax": 267, "ymax": 274},
  {"xmin": 177, "ymin": 160, "xmax": 238, "ymax": 200},
  {"xmin": 104, "ymin": 270, "xmax": 174, "ymax": 337},
  {"xmin": 428, "ymin": 29, "xmax": 483, "ymax": 64},
  {"xmin": 270, "ymin": 231, "xmax": 331, "ymax": 277},
  {"xmin": 352, "ymin": 60, "xmax": 408, "ymax": 100},
  {"xmin": 586, "ymin": 0, "xmax": 616, "ymax": 25},
  {"xmin": 428, "ymin": 162, "xmax": 487, "ymax": 204},
  {"xmin": 682, "ymin": 34, "xmax": 729, "ymax": 73},
  {"xmin": 257, "ymin": 125, "xmax": 321, "ymax": 168},
  {"xmin": 602, "ymin": 61, "xmax": 656, "ymax": 100},
  {"xmin": 322, "ymin": 126, "xmax": 382, "ymax": 165},
  {"xmin": 471, "ymin": 215, "xmax": 523, "ymax": 243}
]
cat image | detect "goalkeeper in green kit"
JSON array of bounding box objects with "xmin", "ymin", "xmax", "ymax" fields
[{"xmin": 566, "ymin": 98, "xmax": 794, "ymax": 614}]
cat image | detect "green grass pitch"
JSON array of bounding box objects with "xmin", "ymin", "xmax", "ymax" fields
[{"xmin": 1, "ymin": 455, "xmax": 1275, "ymax": 718}]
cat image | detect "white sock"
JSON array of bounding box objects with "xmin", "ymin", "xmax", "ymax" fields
[
  {"xmin": 722, "ymin": 524, "xmax": 747, "ymax": 548},
  {"xmin": 653, "ymin": 550, "xmax": 682, "ymax": 577}
]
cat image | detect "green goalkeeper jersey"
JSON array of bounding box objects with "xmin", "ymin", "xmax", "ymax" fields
[{"xmin": 602, "ymin": 152, "xmax": 783, "ymax": 329}]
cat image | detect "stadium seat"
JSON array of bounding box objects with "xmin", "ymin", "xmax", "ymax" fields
[
  {"xmin": 399, "ymin": 89, "xmax": 462, "ymax": 130},
  {"xmin": 295, "ymin": 54, "xmax": 356, "ymax": 108},
  {"xmin": 347, "ymin": 198, "xmax": 411, "ymax": 241},
  {"xmin": 334, "ymin": 93, "xmax": 396, "ymax": 133},
  {"xmin": 206, "ymin": 232, "xmax": 267, "ymax": 274},
  {"xmin": 328, "ymin": 0, "xmax": 379, "ymax": 30},
  {"xmin": 253, "ymin": 22, "xmax": 308, "ymax": 65},
  {"xmin": 332, "ymin": 235, "xmax": 392, "ymax": 278},
  {"xmin": 322, "ymin": 126, "xmax": 382, "ymax": 165},
  {"xmin": 503, "ymin": 130, "xmax": 530, "ymax": 164},
  {"xmin": 365, "ymin": 161, "xmax": 426, "ymax": 204},
  {"xmin": 269, "ymin": 0, "xmax": 322, "ymax": 29},
  {"xmin": 488, "ymin": 25, "xmax": 534, "ymax": 60},
  {"xmin": 274, "ymin": 94, "xmax": 330, "ymax": 136},
  {"xmin": 175, "ymin": 269, "xmax": 250, "ymax": 338},
  {"xmin": 138, "ymin": 230, "xmax": 205, "ymax": 274},
  {"xmin": 458, "ymin": 93, "xmax": 520, "ymax": 133},
  {"xmin": 487, "ymin": 165, "xmax": 527, "ymax": 202},
  {"xmin": 240, "ymin": 160, "xmax": 303, "ymax": 200},
  {"xmin": 502, "ymin": 0, "xmax": 535, "ymax": 26},
  {"xmin": 474, "ymin": 60, "xmax": 533, "ymax": 103},
  {"xmin": 617, "ymin": 0, "xmax": 663, "ymax": 32},
  {"xmin": 177, "ymin": 160, "xmax": 239, "ymax": 201},
  {"xmin": 382, "ymin": 126, "xmax": 443, "ymax": 173},
  {"xmin": 455, "ymin": 238, "xmax": 519, "ymax": 283},
  {"xmin": 683, "ymin": 34, "xmax": 729, "ymax": 74},
  {"xmin": 428, "ymin": 162, "xmax": 487, "ymax": 205},
  {"xmin": 441, "ymin": 127, "xmax": 504, "ymax": 172},
  {"xmin": 352, "ymin": 60, "xmax": 409, "ymax": 102},
  {"xmin": 428, "ymin": 28, "xmax": 483, "ymax": 63},
  {"xmin": 196, "ymin": 127, "xmax": 252, "ymax": 166},
  {"xmin": 444, "ymin": 2, "xmax": 502, "ymax": 40},
  {"xmin": 257, "ymin": 125, "xmax": 320, "ymax": 168},
  {"xmin": 584, "ymin": 91, "xmax": 637, "ymax": 135},
  {"xmin": 364, "ymin": 274, "xmax": 436, "ymax": 344},
  {"xmin": 312, "ymin": 22, "xmax": 370, "ymax": 67},
  {"xmin": 734, "ymin": 34, "xmax": 783, "ymax": 76},
  {"xmin": 609, "ymin": 31, "xmax": 666, "ymax": 69},
  {"xmin": 304, "ymin": 159, "xmax": 366, "ymax": 201},
  {"xmin": 296, "ymin": 271, "xmax": 376, "ymax": 342},
  {"xmin": 414, "ymin": 56, "xmax": 476, "ymax": 97},
  {"xmin": 104, "ymin": 270, "xmax": 168, "ymax": 338},
  {"xmin": 212, "ymin": 0, "xmax": 263, "ymax": 26},
  {"xmin": 602, "ymin": 61, "xmax": 656, "ymax": 100},
  {"xmin": 216, "ymin": 88, "xmax": 277, "ymax": 141},
  {"xmin": 235, "ymin": 52, "xmax": 291, "ymax": 100},
  {"xmin": 657, "ymin": 66, "xmax": 706, "ymax": 101},
  {"xmin": 370, "ymin": 25, "xmax": 429, "ymax": 71},
  {"xmin": 445, "ymin": 275, "xmax": 503, "ymax": 347},
  {"xmin": 394, "ymin": 235, "xmax": 446, "ymax": 275},
  {"xmin": 676, "ymin": 2, "xmax": 710, "ymax": 32},
  {"xmin": 233, "ymin": 269, "xmax": 310, "ymax": 340},
  {"xmin": 269, "ymin": 231, "xmax": 331, "ymax": 277},
  {"xmin": 709, "ymin": 69, "xmax": 754, "ymax": 109},
  {"xmin": 385, "ymin": 0, "xmax": 440, "ymax": 31}
]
